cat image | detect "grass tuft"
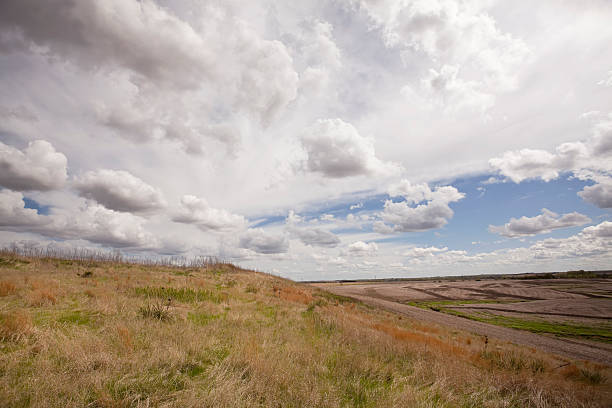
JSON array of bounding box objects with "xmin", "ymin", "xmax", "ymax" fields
[{"xmin": 139, "ymin": 301, "xmax": 172, "ymax": 321}]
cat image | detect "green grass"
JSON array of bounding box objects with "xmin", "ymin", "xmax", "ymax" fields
[
  {"xmin": 134, "ymin": 286, "xmax": 223, "ymax": 304},
  {"xmin": 56, "ymin": 310, "xmax": 98, "ymax": 327},
  {"xmin": 406, "ymin": 299, "xmax": 521, "ymax": 311},
  {"xmin": 187, "ymin": 311, "xmax": 223, "ymax": 326},
  {"xmin": 445, "ymin": 309, "xmax": 612, "ymax": 343},
  {"xmin": 409, "ymin": 300, "xmax": 612, "ymax": 343}
]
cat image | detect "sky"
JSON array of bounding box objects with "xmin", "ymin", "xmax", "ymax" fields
[{"xmin": 0, "ymin": 0, "xmax": 611, "ymax": 281}]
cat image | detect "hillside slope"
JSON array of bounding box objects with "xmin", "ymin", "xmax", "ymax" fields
[{"xmin": 0, "ymin": 254, "xmax": 609, "ymax": 407}]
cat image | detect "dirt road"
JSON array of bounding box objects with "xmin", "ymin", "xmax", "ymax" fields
[{"xmin": 314, "ymin": 283, "xmax": 612, "ymax": 366}]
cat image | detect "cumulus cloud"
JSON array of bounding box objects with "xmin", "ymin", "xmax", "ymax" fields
[
  {"xmin": 0, "ymin": 0, "xmax": 214, "ymax": 89},
  {"xmin": 376, "ymin": 180, "xmax": 464, "ymax": 232},
  {"xmin": 488, "ymin": 145, "xmax": 585, "ymax": 183},
  {"xmin": 490, "ymin": 118, "xmax": 612, "ymax": 183},
  {"xmin": 291, "ymin": 228, "xmax": 340, "ymax": 248},
  {"xmin": 489, "ymin": 115, "xmax": 612, "ymax": 208},
  {"xmin": 489, "ymin": 209, "xmax": 591, "ymax": 238},
  {"xmin": 0, "ymin": 190, "xmax": 49, "ymax": 228},
  {"xmin": 285, "ymin": 210, "xmax": 340, "ymax": 248},
  {"xmin": 0, "ymin": 0, "xmax": 298, "ymax": 153},
  {"xmin": 50, "ymin": 204, "xmax": 157, "ymax": 248},
  {"xmin": 421, "ymin": 65, "xmax": 494, "ymax": 112},
  {"xmin": 0, "ymin": 140, "xmax": 67, "ymax": 191},
  {"xmin": 301, "ymin": 118, "xmax": 400, "ymax": 178},
  {"xmin": 295, "ymin": 20, "xmax": 342, "ymax": 94},
  {"xmin": 582, "ymin": 221, "xmax": 612, "ymax": 238},
  {"xmin": 172, "ymin": 195, "xmax": 246, "ymax": 232},
  {"xmin": 74, "ymin": 169, "xmax": 166, "ymax": 213},
  {"xmin": 357, "ymin": 0, "xmax": 529, "ymax": 110},
  {"xmin": 408, "ymin": 221, "xmax": 612, "ymax": 268},
  {"xmin": 239, "ymin": 228, "xmax": 289, "ymax": 254},
  {"xmin": 0, "ymin": 195, "xmax": 157, "ymax": 249},
  {"xmin": 403, "ymin": 246, "xmax": 448, "ymax": 258},
  {"xmin": 343, "ymin": 241, "xmax": 378, "ymax": 256},
  {"xmin": 578, "ymin": 182, "xmax": 612, "ymax": 209},
  {"xmin": 597, "ymin": 70, "xmax": 612, "ymax": 87}
]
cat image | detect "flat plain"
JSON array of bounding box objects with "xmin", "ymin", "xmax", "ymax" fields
[{"xmin": 312, "ymin": 276, "xmax": 612, "ymax": 365}]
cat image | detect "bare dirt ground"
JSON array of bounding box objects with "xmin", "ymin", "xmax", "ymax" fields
[{"xmin": 312, "ymin": 279, "xmax": 612, "ymax": 365}]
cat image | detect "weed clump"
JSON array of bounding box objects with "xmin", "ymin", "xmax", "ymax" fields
[{"xmin": 139, "ymin": 300, "xmax": 172, "ymax": 321}]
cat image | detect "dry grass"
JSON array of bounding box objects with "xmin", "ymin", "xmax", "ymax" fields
[
  {"xmin": 26, "ymin": 288, "xmax": 58, "ymax": 306},
  {"xmin": 0, "ymin": 309, "xmax": 33, "ymax": 342},
  {"xmin": 0, "ymin": 280, "xmax": 17, "ymax": 296},
  {"xmin": 0, "ymin": 253, "xmax": 609, "ymax": 407}
]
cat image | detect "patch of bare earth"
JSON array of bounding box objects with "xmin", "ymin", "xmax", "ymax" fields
[{"xmin": 313, "ymin": 279, "xmax": 612, "ymax": 366}]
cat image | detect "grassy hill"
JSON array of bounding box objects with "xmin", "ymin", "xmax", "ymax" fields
[{"xmin": 0, "ymin": 252, "xmax": 609, "ymax": 407}]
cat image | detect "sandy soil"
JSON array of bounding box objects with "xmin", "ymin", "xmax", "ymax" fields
[{"xmin": 312, "ymin": 279, "xmax": 612, "ymax": 365}]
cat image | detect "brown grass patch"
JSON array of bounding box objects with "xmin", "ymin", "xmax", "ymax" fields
[
  {"xmin": 272, "ymin": 285, "xmax": 313, "ymax": 304},
  {"xmin": 27, "ymin": 288, "xmax": 58, "ymax": 306},
  {"xmin": 116, "ymin": 325, "xmax": 133, "ymax": 351},
  {"xmin": 0, "ymin": 309, "xmax": 33, "ymax": 341},
  {"xmin": 0, "ymin": 280, "xmax": 17, "ymax": 296},
  {"xmin": 372, "ymin": 322, "xmax": 469, "ymax": 358}
]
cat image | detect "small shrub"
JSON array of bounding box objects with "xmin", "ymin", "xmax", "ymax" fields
[
  {"xmin": 245, "ymin": 284, "xmax": 258, "ymax": 294},
  {"xmin": 579, "ymin": 368, "xmax": 606, "ymax": 384},
  {"xmin": 139, "ymin": 301, "xmax": 172, "ymax": 321},
  {"xmin": 78, "ymin": 270, "xmax": 93, "ymax": 278},
  {"xmin": 0, "ymin": 280, "xmax": 17, "ymax": 296}
]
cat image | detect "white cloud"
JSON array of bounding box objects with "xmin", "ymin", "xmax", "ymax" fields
[
  {"xmin": 239, "ymin": 228, "xmax": 289, "ymax": 254},
  {"xmin": 301, "ymin": 118, "xmax": 400, "ymax": 178},
  {"xmin": 0, "ymin": 140, "xmax": 67, "ymax": 191},
  {"xmin": 74, "ymin": 169, "xmax": 166, "ymax": 213},
  {"xmin": 0, "ymin": 0, "xmax": 298, "ymax": 153},
  {"xmin": 291, "ymin": 228, "xmax": 340, "ymax": 248},
  {"xmin": 0, "ymin": 190, "xmax": 49, "ymax": 228},
  {"xmin": 597, "ymin": 70, "xmax": 612, "ymax": 87},
  {"xmin": 357, "ymin": 0, "xmax": 530, "ymax": 110},
  {"xmin": 421, "ymin": 64, "xmax": 494, "ymax": 112},
  {"xmin": 489, "ymin": 115, "xmax": 612, "ymax": 208},
  {"xmin": 172, "ymin": 195, "xmax": 246, "ymax": 232},
  {"xmin": 296, "ymin": 20, "xmax": 342, "ymax": 94},
  {"xmin": 490, "ymin": 117, "xmax": 611, "ymax": 183},
  {"xmin": 0, "ymin": 0, "xmax": 213, "ymax": 89},
  {"xmin": 285, "ymin": 210, "xmax": 340, "ymax": 248},
  {"xmin": 344, "ymin": 241, "xmax": 378, "ymax": 256},
  {"xmin": 578, "ymin": 181, "xmax": 612, "ymax": 209},
  {"xmin": 489, "ymin": 208, "xmax": 591, "ymax": 238},
  {"xmin": 582, "ymin": 221, "xmax": 612, "ymax": 238},
  {"xmin": 403, "ymin": 246, "xmax": 448, "ymax": 258},
  {"xmin": 377, "ymin": 180, "xmax": 464, "ymax": 232},
  {"xmin": 49, "ymin": 203, "xmax": 157, "ymax": 248}
]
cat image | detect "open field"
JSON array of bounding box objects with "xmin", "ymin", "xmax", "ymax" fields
[
  {"xmin": 312, "ymin": 278, "xmax": 612, "ymax": 366},
  {"xmin": 1, "ymin": 254, "xmax": 611, "ymax": 407}
]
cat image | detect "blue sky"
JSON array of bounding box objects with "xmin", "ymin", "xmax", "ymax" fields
[{"xmin": 0, "ymin": 0, "xmax": 611, "ymax": 280}]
